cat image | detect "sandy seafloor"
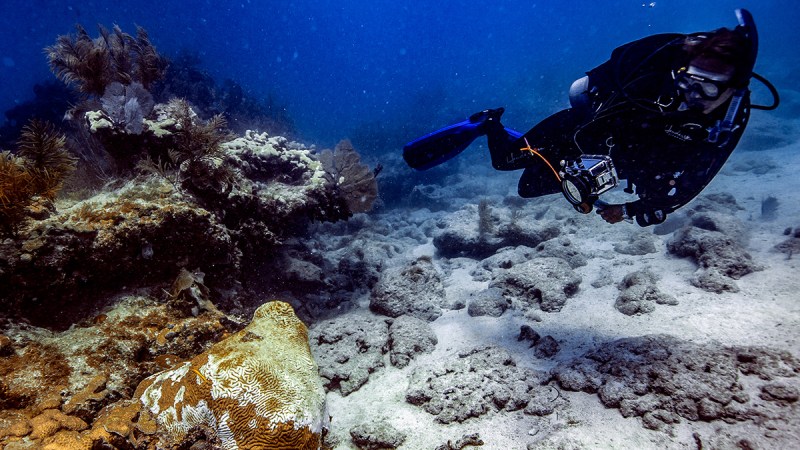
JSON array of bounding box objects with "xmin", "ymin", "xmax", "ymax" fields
[{"xmin": 317, "ymin": 116, "xmax": 800, "ymax": 449}]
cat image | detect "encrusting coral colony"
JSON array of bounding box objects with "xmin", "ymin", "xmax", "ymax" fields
[{"xmin": 0, "ymin": 25, "xmax": 378, "ymax": 448}]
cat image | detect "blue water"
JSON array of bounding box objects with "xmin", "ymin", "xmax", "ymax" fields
[{"xmin": 0, "ymin": 0, "xmax": 797, "ymax": 151}]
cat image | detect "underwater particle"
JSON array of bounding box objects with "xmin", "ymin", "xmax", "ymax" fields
[{"xmin": 141, "ymin": 241, "xmax": 154, "ymax": 259}]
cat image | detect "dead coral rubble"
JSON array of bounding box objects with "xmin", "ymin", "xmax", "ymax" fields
[
  {"xmin": 667, "ymin": 213, "xmax": 762, "ymax": 293},
  {"xmin": 552, "ymin": 335, "xmax": 800, "ymax": 435},
  {"xmin": 614, "ymin": 269, "xmax": 678, "ymax": 316},
  {"xmin": 406, "ymin": 346, "xmax": 568, "ymax": 424},
  {"xmin": 310, "ymin": 313, "xmax": 390, "ymax": 396}
]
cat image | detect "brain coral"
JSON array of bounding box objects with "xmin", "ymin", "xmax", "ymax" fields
[{"xmin": 135, "ymin": 301, "xmax": 329, "ymax": 449}]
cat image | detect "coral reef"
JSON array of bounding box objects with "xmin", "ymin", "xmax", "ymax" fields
[
  {"xmin": 0, "ymin": 181, "xmax": 238, "ymax": 328},
  {"xmin": 0, "ymin": 295, "xmax": 229, "ymax": 448},
  {"xmin": 134, "ymin": 301, "xmax": 329, "ymax": 449},
  {"xmin": 0, "ymin": 299, "xmax": 328, "ymax": 449},
  {"xmin": 1, "ymin": 98, "xmax": 377, "ymax": 328}
]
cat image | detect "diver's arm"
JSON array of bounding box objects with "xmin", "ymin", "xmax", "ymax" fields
[{"xmin": 622, "ymin": 145, "xmax": 735, "ymax": 226}]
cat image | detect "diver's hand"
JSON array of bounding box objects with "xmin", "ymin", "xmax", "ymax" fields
[{"xmin": 596, "ymin": 204, "xmax": 626, "ymax": 224}]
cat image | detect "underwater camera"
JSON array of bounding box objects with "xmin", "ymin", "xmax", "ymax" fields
[{"xmin": 559, "ymin": 155, "xmax": 619, "ymax": 213}]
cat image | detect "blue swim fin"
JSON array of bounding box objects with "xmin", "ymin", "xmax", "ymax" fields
[
  {"xmin": 403, "ymin": 108, "xmax": 510, "ymax": 171},
  {"xmin": 403, "ymin": 120, "xmax": 484, "ymax": 170}
]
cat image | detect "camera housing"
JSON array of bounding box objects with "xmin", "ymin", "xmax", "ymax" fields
[{"xmin": 559, "ymin": 155, "xmax": 619, "ymax": 212}]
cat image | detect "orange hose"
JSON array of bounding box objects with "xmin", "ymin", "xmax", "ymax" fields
[{"xmin": 520, "ymin": 138, "xmax": 562, "ymax": 182}]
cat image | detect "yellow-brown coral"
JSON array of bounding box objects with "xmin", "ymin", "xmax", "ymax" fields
[{"xmin": 135, "ymin": 301, "xmax": 329, "ymax": 449}]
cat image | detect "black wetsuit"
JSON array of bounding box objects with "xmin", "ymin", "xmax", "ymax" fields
[{"xmin": 486, "ymin": 33, "xmax": 751, "ymax": 226}]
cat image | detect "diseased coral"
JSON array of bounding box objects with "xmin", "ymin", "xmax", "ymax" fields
[{"xmin": 135, "ymin": 301, "xmax": 329, "ymax": 449}]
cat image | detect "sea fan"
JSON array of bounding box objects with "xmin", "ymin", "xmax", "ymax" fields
[
  {"xmin": 100, "ymin": 82, "xmax": 155, "ymax": 134},
  {"xmin": 318, "ymin": 140, "xmax": 378, "ymax": 215}
]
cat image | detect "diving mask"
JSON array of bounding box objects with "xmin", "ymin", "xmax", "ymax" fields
[{"xmin": 675, "ymin": 66, "xmax": 732, "ymax": 100}]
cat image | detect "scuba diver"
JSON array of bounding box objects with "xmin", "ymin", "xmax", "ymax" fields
[{"xmin": 403, "ymin": 9, "xmax": 779, "ymax": 227}]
